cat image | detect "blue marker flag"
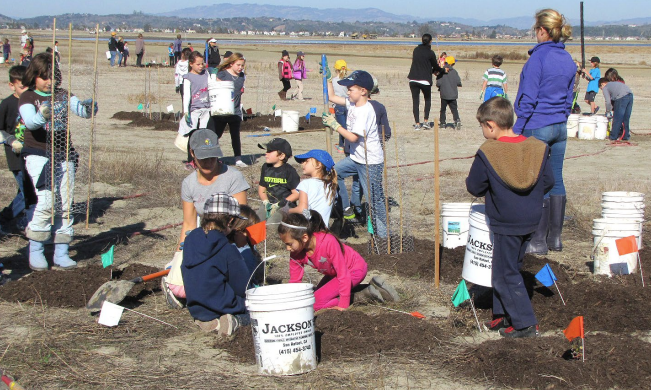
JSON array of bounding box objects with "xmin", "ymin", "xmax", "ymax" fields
[
  {"xmin": 309, "ymin": 107, "xmax": 317, "ymax": 114},
  {"xmin": 305, "ymin": 112, "xmax": 311, "ymax": 120},
  {"xmin": 535, "ymin": 263, "xmax": 557, "ymax": 287}
]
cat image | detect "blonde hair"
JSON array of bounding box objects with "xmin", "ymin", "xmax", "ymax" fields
[
  {"xmin": 534, "ymin": 9, "xmax": 572, "ymax": 43},
  {"xmin": 218, "ymin": 52, "xmax": 246, "ymax": 72},
  {"xmin": 336, "ymin": 68, "xmax": 347, "ymax": 79}
]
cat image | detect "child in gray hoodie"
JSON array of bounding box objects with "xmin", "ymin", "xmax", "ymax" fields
[{"xmin": 436, "ymin": 56, "xmax": 462, "ymax": 129}]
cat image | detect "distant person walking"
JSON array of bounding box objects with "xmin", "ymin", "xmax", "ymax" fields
[
  {"xmin": 290, "ymin": 51, "xmax": 308, "ymax": 101},
  {"xmin": 206, "ymin": 38, "xmax": 220, "ymax": 73},
  {"xmin": 108, "ymin": 32, "xmax": 118, "ymax": 67},
  {"xmin": 173, "ymin": 34, "xmax": 183, "ymax": 65},
  {"xmin": 407, "ymin": 33, "xmax": 446, "ymax": 130},
  {"xmin": 277, "ymin": 50, "xmax": 293, "ymax": 101},
  {"xmin": 2, "ymin": 38, "xmax": 10, "ymax": 62},
  {"xmin": 135, "ymin": 34, "xmax": 145, "ymax": 68},
  {"xmin": 514, "ymin": 8, "xmax": 575, "ymax": 255}
]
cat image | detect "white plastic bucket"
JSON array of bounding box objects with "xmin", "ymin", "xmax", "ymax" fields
[
  {"xmin": 208, "ymin": 80, "xmax": 235, "ymax": 116},
  {"xmin": 105, "ymin": 50, "xmax": 111, "ymax": 60},
  {"xmin": 462, "ymin": 205, "xmax": 493, "ymax": 287},
  {"xmin": 0, "ymin": 57, "xmax": 4, "ymax": 64},
  {"xmin": 567, "ymin": 114, "xmax": 580, "ymax": 138},
  {"xmin": 282, "ymin": 111, "xmax": 300, "ymax": 133},
  {"xmin": 602, "ymin": 191, "xmax": 645, "ymax": 202},
  {"xmin": 246, "ymin": 283, "xmax": 317, "ymax": 376},
  {"xmin": 578, "ymin": 116, "xmax": 597, "ymax": 140},
  {"xmin": 595, "ymin": 115, "xmax": 609, "ymax": 140},
  {"xmin": 592, "ymin": 225, "xmax": 641, "ymax": 276},
  {"xmin": 441, "ymin": 203, "xmax": 472, "ymax": 249}
]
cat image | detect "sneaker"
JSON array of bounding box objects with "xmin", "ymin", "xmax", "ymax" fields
[
  {"xmin": 440, "ymin": 122, "xmax": 447, "ymax": 129},
  {"xmin": 593, "ymin": 106, "xmax": 600, "ymax": 115},
  {"xmin": 413, "ymin": 123, "xmax": 422, "ymax": 131},
  {"xmin": 0, "ymin": 273, "xmax": 10, "ymax": 287},
  {"xmin": 499, "ymin": 325, "xmax": 539, "ymax": 338},
  {"xmin": 455, "ymin": 121, "xmax": 462, "ymax": 130},
  {"xmin": 219, "ymin": 314, "xmax": 240, "ymax": 337},
  {"xmin": 343, "ymin": 207, "xmax": 356, "ymax": 220},
  {"xmin": 194, "ymin": 318, "xmax": 220, "ymax": 333},
  {"xmin": 421, "ymin": 121, "xmax": 431, "ymax": 130},
  {"xmin": 335, "ymin": 145, "xmax": 344, "ymax": 154},
  {"xmin": 370, "ymin": 276, "xmax": 400, "ymax": 302},
  {"xmin": 484, "ymin": 316, "xmax": 511, "ymax": 331},
  {"xmin": 235, "ymin": 160, "xmax": 248, "ymax": 168},
  {"xmin": 161, "ymin": 277, "xmax": 184, "ymax": 310},
  {"xmin": 355, "ymin": 284, "xmax": 384, "ymax": 303}
]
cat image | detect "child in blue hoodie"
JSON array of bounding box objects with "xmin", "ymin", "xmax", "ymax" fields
[{"xmin": 182, "ymin": 193, "xmax": 251, "ymax": 336}]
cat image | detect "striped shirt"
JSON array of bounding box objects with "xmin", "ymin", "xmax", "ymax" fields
[{"xmin": 482, "ymin": 68, "xmax": 507, "ymax": 88}]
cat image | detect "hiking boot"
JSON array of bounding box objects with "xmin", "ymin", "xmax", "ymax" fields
[
  {"xmin": 370, "ymin": 276, "xmax": 400, "ymax": 302},
  {"xmin": 29, "ymin": 240, "xmax": 48, "ymax": 271},
  {"xmin": 194, "ymin": 318, "xmax": 220, "ymax": 333},
  {"xmin": 499, "ymin": 325, "xmax": 539, "ymax": 338},
  {"xmin": 484, "ymin": 316, "xmax": 511, "ymax": 331},
  {"xmin": 354, "ymin": 284, "xmax": 384, "ymax": 303},
  {"xmin": 161, "ymin": 277, "xmax": 184, "ymax": 310},
  {"xmin": 343, "ymin": 207, "xmax": 356, "ymax": 220},
  {"xmin": 235, "ymin": 160, "xmax": 248, "ymax": 168},
  {"xmin": 53, "ymin": 243, "xmax": 77, "ymax": 269},
  {"xmin": 219, "ymin": 314, "xmax": 240, "ymax": 337},
  {"xmin": 421, "ymin": 121, "xmax": 432, "ymax": 130},
  {"xmin": 413, "ymin": 123, "xmax": 422, "ymax": 131},
  {"xmin": 547, "ymin": 195, "xmax": 566, "ymax": 251}
]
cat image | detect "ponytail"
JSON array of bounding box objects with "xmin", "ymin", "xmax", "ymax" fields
[
  {"xmin": 322, "ymin": 167, "xmax": 338, "ymax": 204},
  {"xmin": 534, "ymin": 9, "xmax": 572, "ymax": 43}
]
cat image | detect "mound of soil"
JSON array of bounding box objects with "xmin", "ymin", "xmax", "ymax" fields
[
  {"xmin": 447, "ymin": 334, "xmax": 651, "ymax": 389},
  {"xmin": 217, "ymin": 310, "xmax": 447, "ymax": 364},
  {"xmin": 112, "ymin": 111, "xmax": 178, "ymax": 131},
  {"xmin": 0, "ymin": 264, "xmax": 160, "ymax": 308}
]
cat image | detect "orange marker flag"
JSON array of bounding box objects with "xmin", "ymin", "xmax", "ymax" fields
[
  {"xmin": 563, "ymin": 316, "xmax": 584, "ymax": 341},
  {"xmin": 246, "ymin": 221, "xmax": 267, "ymax": 246},
  {"xmin": 615, "ymin": 235, "xmax": 638, "ymax": 256}
]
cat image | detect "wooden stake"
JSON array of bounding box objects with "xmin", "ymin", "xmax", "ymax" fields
[
  {"xmin": 434, "ymin": 119, "xmax": 441, "ymax": 289},
  {"xmin": 143, "ymin": 60, "xmax": 147, "ymax": 116},
  {"xmin": 382, "ymin": 125, "xmax": 391, "ymax": 255},
  {"xmin": 65, "ymin": 23, "xmax": 72, "ymax": 222},
  {"xmin": 50, "ymin": 18, "xmax": 57, "ymax": 225},
  {"xmin": 580, "ymin": 2, "xmax": 586, "ymax": 69},
  {"xmin": 321, "ymin": 54, "xmax": 333, "ymax": 156},
  {"xmin": 148, "ymin": 66, "xmax": 152, "ymax": 120},
  {"xmin": 157, "ymin": 66, "xmax": 161, "ymax": 120},
  {"xmin": 85, "ymin": 24, "xmax": 99, "ymax": 229},
  {"xmin": 393, "ymin": 121, "xmax": 403, "ymax": 253}
]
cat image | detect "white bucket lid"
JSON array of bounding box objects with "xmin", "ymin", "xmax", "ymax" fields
[
  {"xmin": 593, "ymin": 217, "xmax": 641, "ymax": 225},
  {"xmin": 568, "ymin": 114, "xmax": 581, "ymax": 119},
  {"xmin": 592, "ymin": 229, "xmax": 640, "ymax": 237},
  {"xmin": 579, "ymin": 116, "xmax": 597, "ymax": 123},
  {"xmin": 246, "ymin": 283, "xmax": 313, "ymax": 298},
  {"xmin": 602, "ymin": 191, "xmax": 645, "ymax": 198},
  {"xmin": 442, "ymin": 202, "xmax": 473, "ymax": 209},
  {"xmin": 469, "ymin": 204, "xmax": 490, "ymax": 226}
]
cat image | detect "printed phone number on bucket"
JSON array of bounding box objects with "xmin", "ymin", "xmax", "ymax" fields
[{"xmin": 278, "ymin": 345, "xmax": 312, "ymax": 355}]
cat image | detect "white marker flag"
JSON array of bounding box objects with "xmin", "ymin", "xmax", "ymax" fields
[
  {"xmin": 98, "ymin": 301, "xmax": 124, "ymax": 327},
  {"xmin": 167, "ymin": 104, "xmax": 174, "ymax": 113}
]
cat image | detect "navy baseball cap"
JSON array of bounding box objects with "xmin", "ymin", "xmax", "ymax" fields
[
  {"xmin": 337, "ymin": 70, "xmax": 374, "ymax": 91},
  {"xmin": 189, "ymin": 129, "xmax": 223, "ymax": 159},
  {"xmin": 258, "ymin": 138, "xmax": 292, "ymax": 157},
  {"xmin": 295, "ymin": 149, "xmax": 335, "ymax": 172}
]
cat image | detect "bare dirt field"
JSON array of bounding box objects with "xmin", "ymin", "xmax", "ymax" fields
[{"xmin": 1, "ymin": 30, "xmax": 651, "ymax": 389}]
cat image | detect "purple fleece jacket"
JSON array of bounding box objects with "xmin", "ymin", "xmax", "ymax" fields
[{"xmin": 513, "ymin": 41, "xmax": 576, "ymax": 134}]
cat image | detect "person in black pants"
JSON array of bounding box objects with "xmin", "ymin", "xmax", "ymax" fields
[{"xmin": 407, "ymin": 33, "xmax": 446, "ymax": 130}]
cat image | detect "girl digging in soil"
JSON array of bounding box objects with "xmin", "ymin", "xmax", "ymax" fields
[
  {"xmin": 210, "ymin": 52, "xmax": 248, "ymax": 167},
  {"xmin": 289, "ymin": 149, "xmax": 336, "ymax": 223},
  {"xmin": 278, "ymin": 210, "xmax": 399, "ymax": 312},
  {"xmin": 181, "ymin": 193, "xmax": 251, "ymax": 336},
  {"xmin": 18, "ymin": 52, "xmax": 98, "ymax": 271},
  {"xmin": 178, "ymin": 51, "xmax": 212, "ymax": 169}
]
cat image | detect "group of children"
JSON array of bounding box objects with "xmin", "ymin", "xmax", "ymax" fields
[{"xmin": 277, "ymin": 50, "xmax": 309, "ymax": 101}]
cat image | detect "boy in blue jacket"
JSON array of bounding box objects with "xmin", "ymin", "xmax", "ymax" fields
[
  {"xmin": 466, "ymin": 97, "xmax": 554, "ymax": 338},
  {"xmin": 182, "ymin": 192, "xmax": 251, "ymax": 336}
]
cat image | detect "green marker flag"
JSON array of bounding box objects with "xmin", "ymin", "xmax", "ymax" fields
[
  {"xmin": 101, "ymin": 245, "xmax": 115, "ymax": 268},
  {"xmin": 272, "ymin": 104, "xmax": 276, "ymax": 111},
  {"xmin": 451, "ymin": 279, "xmax": 471, "ymax": 307},
  {"xmin": 367, "ymin": 216, "xmax": 374, "ymax": 234},
  {"xmin": 137, "ymin": 103, "xmax": 143, "ymax": 110}
]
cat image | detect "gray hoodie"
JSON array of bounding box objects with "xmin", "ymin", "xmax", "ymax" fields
[{"xmin": 436, "ymin": 66, "xmax": 462, "ymax": 100}]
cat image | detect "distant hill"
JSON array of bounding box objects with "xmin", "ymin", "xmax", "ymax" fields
[{"xmin": 157, "ymin": 4, "xmax": 423, "ymax": 24}]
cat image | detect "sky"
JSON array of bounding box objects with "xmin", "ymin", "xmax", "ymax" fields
[{"xmin": 1, "ymin": 0, "xmax": 647, "ymax": 22}]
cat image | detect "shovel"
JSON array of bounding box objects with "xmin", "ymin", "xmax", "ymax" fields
[{"xmin": 86, "ymin": 269, "xmax": 170, "ymax": 310}]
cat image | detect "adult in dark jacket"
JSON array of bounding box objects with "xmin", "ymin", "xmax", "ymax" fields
[
  {"xmin": 108, "ymin": 32, "xmax": 118, "ymax": 67},
  {"xmin": 513, "ymin": 9, "xmax": 575, "ymax": 255},
  {"xmin": 116, "ymin": 37, "xmax": 125, "ymax": 68},
  {"xmin": 407, "ymin": 33, "xmax": 446, "ymax": 130},
  {"xmin": 173, "ymin": 34, "xmax": 183, "ymax": 66},
  {"xmin": 206, "ymin": 38, "xmax": 221, "ymax": 73}
]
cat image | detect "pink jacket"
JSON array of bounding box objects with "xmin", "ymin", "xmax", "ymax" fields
[
  {"xmin": 293, "ymin": 58, "xmax": 307, "ymax": 80},
  {"xmin": 289, "ymin": 232, "xmax": 367, "ymax": 308}
]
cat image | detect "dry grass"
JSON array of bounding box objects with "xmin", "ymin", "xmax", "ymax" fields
[{"xmin": 125, "ymin": 92, "xmax": 159, "ymax": 105}]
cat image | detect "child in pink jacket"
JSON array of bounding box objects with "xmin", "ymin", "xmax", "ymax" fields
[{"xmin": 278, "ymin": 210, "xmax": 381, "ymax": 311}]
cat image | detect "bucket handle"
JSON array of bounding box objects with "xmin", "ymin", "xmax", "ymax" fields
[
  {"xmin": 443, "ymin": 228, "xmax": 470, "ymax": 236},
  {"xmin": 246, "ymin": 256, "xmax": 313, "ymax": 291},
  {"xmin": 590, "ymin": 227, "xmax": 609, "ymax": 259}
]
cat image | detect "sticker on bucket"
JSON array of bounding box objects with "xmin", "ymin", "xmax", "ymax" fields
[{"xmin": 448, "ymin": 221, "xmax": 461, "ymax": 234}]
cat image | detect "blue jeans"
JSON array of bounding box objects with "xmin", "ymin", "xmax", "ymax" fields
[
  {"xmin": 610, "ymin": 93, "xmax": 633, "ymax": 140},
  {"xmin": 5, "ymin": 170, "xmax": 26, "ymax": 219},
  {"xmin": 117, "ymin": 52, "xmax": 123, "ymax": 66},
  {"xmin": 110, "ymin": 51, "xmax": 117, "ymax": 67},
  {"xmin": 335, "ymin": 156, "xmax": 387, "ymax": 237},
  {"xmin": 523, "ymin": 122, "xmax": 567, "ymax": 196}
]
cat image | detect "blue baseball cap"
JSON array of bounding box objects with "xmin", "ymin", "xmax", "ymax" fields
[
  {"xmin": 337, "ymin": 70, "xmax": 374, "ymax": 91},
  {"xmin": 294, "ymin": 149, "xmax": 335, "ymax": 172}
]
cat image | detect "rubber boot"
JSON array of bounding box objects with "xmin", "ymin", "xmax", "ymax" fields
[
  {"xmin": 53, "ymin": 243, "xmax": 77, "ymax": 269},
  {"xmin": 526, "ymin": 198, "xmax": 550, "ymax": 255},
  {"xmin": 547, "ymin": 195, "xmax": 567, "ymax": 251},
  {"xmin": 29, "ymin": 240, "xmax": 48, "ymax": 271}
]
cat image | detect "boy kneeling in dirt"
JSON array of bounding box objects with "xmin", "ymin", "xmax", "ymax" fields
[
  {"xmin": 181, "ymin": 193, "xmax": 251, "ymax": 336},
  {"xmin": 466, "ymin": 97, "xmax": 554, "ymax": 338}
]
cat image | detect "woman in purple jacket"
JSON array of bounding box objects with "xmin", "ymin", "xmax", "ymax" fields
[{"xmin": 514, "ymin": 9, "xmax": 575, "ymax": 255}]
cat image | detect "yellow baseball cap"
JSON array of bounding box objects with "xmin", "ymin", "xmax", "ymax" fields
[
  {"xmin": 445, "ymin": 56, "xmax": 456, "ymax": 65},
  {"xmin": 111, "ymin": 32, "xmax": 116, "ymax": 36},
  {"xmin": 334, "ymin": 60, "xmax": 347, "ymax": 70}
]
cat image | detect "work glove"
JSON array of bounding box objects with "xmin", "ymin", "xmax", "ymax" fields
[
  {"xmin": 184, "ymin": 113, "xmax": 192, "ymax": 127},
  {"xmin": 11, "ymin": 139, "xmax": 23, "ymax": 154},
  {"xmin": 269, "ymin": 202, "xmax": 280, "ymax": 216},
  {"xmin": 322, "ymin": 113, "xmax": 340, "ymax": 130},
  {"xmin": 318, "ymin": 60, "xmax": 332, "ymax": 82},
  {"xmin": 80, "ymin": 99, "xmax": 99, "ymax": 116},
  {"xmin": 175, "ymin": 86, "xmax": 180, "ymax": 94},
  {"xmin": 502, "ymin": 93, "xmax": 508, "ymax": 101},
  {"xmin": 479, "ymin": 91, "xmax": 484, "ymax": 101},
  {"xmin": 39, "ymin": 101, "xmax": 52, "ymax": 120}
]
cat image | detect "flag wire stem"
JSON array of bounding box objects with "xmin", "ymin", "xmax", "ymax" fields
[
  {"xmin": 469, "ymin": 297, "xmax": 482, "ymax": 332},
  {"xmin": 123, "ymin": 307, "xmax": 178, "ymax": 329},
  {"xmin": 554, "ymin": 281, "xmax": 566, "ymax": 306}
]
